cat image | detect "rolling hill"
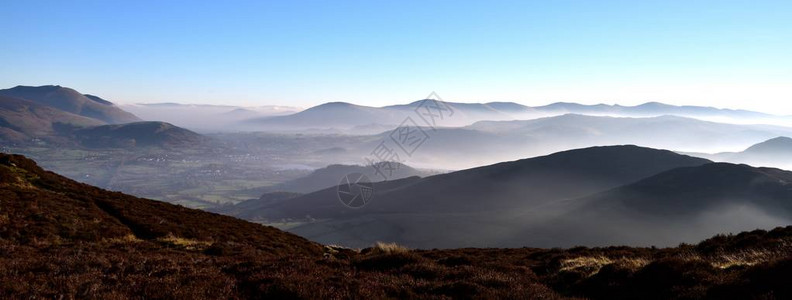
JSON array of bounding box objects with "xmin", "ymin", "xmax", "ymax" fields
[
  {"xmin": 244, "ymin": 98, "xmax": 792, "ymax": 133},
  {"xmin": 246, "ymin": 99, "xmax": 535, "ymax": 132},
  {"xmin": 695, "ymin": 137, "xmax": 792, "ymax": 170},
  {"xmin": 120, "ymin": 102, "xmax": 300, "ymax": 132},
  {"xmin": 73, "ymin": 121, "xmax": 206, "ymax": 148},
  {"xmin": 233, "ymin": 146, "xmax": 712, "ymax": 248},
  {"xmin": 369, "ymin": 114, "xmax": 792, "ymax": 169},
  {"xmin": 538, "ymin": 163, "xmax": 792, "ymax": 247},
  {"xmin": 0, "ymin": 85, "xmax": 207, "ymax": 148},
  {"xmin": 0, "ymin": 95, "xmax": 105, "ymax": 142},
  {"xmin": 727, "ymin": 137, "xmax": 792, "ymax": 170},
  {"xmin": 268, "ymin": 162, "xmax": 433, "ymax": 193},
  {"xmin": 0, "ymin": 85, "xmax": 140, "ymax": 124}
]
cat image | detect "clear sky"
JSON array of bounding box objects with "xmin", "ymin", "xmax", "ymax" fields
[{"xmin": 1, "ymin": 0, "xmax": 791, "ymax": 113}]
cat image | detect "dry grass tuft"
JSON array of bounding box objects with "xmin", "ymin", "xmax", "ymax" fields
[
  {"xmin": 103, "ymin": 234, "xmax": 143, "ymax": 244},
  {"xmin": 370, "ymin": 241, "xmax": 410, "ymax": 255},
  {"xmin": 560, "ymin": 256, "xmax": 613, "ymax": 276},
  {"xmin": 157, "ymin": 234, "xmax": 213, "ymax": 250}
]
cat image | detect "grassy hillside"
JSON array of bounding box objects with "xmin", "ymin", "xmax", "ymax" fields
[{"xmin": 2, "ymin": 153, "xmax": 792, "ymax": 299}]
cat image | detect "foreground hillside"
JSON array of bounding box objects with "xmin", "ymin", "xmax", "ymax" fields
[{"xmin": 2, "ymin": 153, "xmax": 792, "ymax": 299}]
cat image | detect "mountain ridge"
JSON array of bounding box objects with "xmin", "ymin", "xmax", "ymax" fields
[{"xmin": 0, "ymin": 85, "xmax": 140, "ymax": 124}]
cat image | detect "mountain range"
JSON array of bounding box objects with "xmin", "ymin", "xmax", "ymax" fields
[
  {"xmin": 223, "ymin": 145, "xmax": 792, "ymax": 248},
  {"xmin": 346, "ymin": 114, "xmax": 792, "ymax": 170},
  {"xmin": 244, "ymin": 99, "xmax": 792, "ymax": 132},
  {"xmin": 0, "ymin": 86, "xmax": 204, "ymax": 148},
  {"xmin": 120, "ymin": 102, "xmax": 300, "ymax": 132},
  {"xmin": 0, "ymin": 85, "xmax": 140, "ymax": 124}
]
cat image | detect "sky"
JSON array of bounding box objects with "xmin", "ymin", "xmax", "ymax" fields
[{"xmin": 1, "ymin": 0, "xmax": 791, "ymax": 113}]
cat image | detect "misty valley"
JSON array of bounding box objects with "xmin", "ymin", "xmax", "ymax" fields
[{"xmin": 3, "ymin": 85, "xmax": 792, "ymax": 251}]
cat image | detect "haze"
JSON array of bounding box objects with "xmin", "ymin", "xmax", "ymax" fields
[{"xmin": 2, "ymin": 1, "xmax": 792, "ymax": 113}]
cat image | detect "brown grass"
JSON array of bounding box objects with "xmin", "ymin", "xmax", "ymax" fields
[{"xmin": 4, "ymin": 153, "xmax": 792, "ymax": 299}]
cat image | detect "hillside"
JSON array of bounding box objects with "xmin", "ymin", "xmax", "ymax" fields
[
  {"xmin": 0, "ymin": 86, "xmax": 199, "ymax": 148},
  {"xmin": 697, "ymin": 137, "xmax": 792, "ymax": 171},
  {"xmin": 73, "ymin": 121, "xmax": 207, "ymax": 148},
  {"xmin": 238, "ymin": 146, "xmax": 711, "ymax": 248},
  {"xmin": 3, "ymin": 153, "xmax": 792, "ymax": 299},
  {"xmin": 0, "ymin": 85, "xmax": 140, "ymax": 124},
  {"xmin": 730, "ymin": 137, "xmax": 792, "ymax": 170},
  {"xmin": 271, "ymin": 162, "xmax": 431, "ymax": 193},
  {"xmin": 266, "ymin": 146, "xmax": 710, "ymax": 218},
  {"xmin": 0, "ymin": 95, "xmax": 105, "ymax": 142},
  {"xmin": 0, "ymin": 153, "xmax": 321, "ymax": 255},
  {"xmin": 539, "ymin": 163, "xmax": 792, "ymax": 247}
]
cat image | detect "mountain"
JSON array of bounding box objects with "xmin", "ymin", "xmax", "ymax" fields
[
  {"xmin": 728, "ymin": 137, "xmax": 792, "ymax": 169},
  {"xmin": 244, "ymin": 99, "xmax": 792, "ymax": 133},
  {"xmin": 270, "ymin": 162, "xmax": 433, "ymax": 194},
  {"xmin": 246, "ymin": 99, "xmax": 533, "ymax": 132},
  {"xmin": 0, "ymin": 85, "xmax": 140, "ymax": 124},
  {"xmin": 743, "ymin": 136, "xmax": 792, "ymax": 154},
  {"xmin": 72, "ymin": 121, "xmax": 206, "ymax": 148},
  {"xmin": 695, "ymin": 137, "xmax": 792, "ymax": 171},
  {"xmin": 236, "ymin": 146, "xmax": 711, "ymax": 248},
  {"xmin": 248, "ymin": 102, "xmax": 405, "ymax": 131},
  {"xmin": 7, "ymin": 153, "xmax": 792, "ymax": 298},
  {"xmin": 0, "ymin": 95, "xmax": 105, "ymax": 142},
  {"xmin": 533, "ymin": 101, "xmax": 780, "ymax": 122},
  {"xmin": 120, "ymin": 103, "xmax": 300, "ymax": 132},
  {"xmin": 209, "ymin": 191, "xmax": 305, "ymax": 221},
  {"xmin": 342, "ymin": 114, "xmax": 792, "ymax": 170},
  {"xmin": 0, "ymin": 86, "xmax": 199, "ymax": 147},
  {"xmin": 540, "ymin": 163, "xmax": 792, "ymax": 247}
]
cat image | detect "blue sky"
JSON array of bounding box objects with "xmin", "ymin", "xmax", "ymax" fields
[{"xmin": 1, "ymin": 0, "xmax": 791, "ymax": 113}]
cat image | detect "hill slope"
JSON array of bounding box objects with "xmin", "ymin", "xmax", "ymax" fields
[
  {"xmin": 699, "ymin": 137, "xmax": 792, "ymax": 170},
  {"xmin": 242, "ymin": 146, "xmax": 711, "ymax": 248},
  {"xmin": 536, "ymin": 163, "xmax": 792, "ymax": 247},
  {"xmin": 4, "ymin": 153, "xmax": 792, "ymax": 299},
  {"xmin": 0, "ymin": 85, "xmax": 140, "ymax": 124},
  {"xmin": 73, "ymin": 121, "xmax": 206, "ymax": 148},
  {"xmin": 271, "ymin": 162, "xmax": 431, "ymax": 193},
  {"xmin": 0, "ymin": 95, "xmax": 105, "ymax": 142},
  {"xmin": 0, "ymin": 153, "xmax": 320, "ymax": 255}
]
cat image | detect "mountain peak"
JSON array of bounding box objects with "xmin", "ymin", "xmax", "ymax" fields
[
  {"xmin": 744, "ymin": 136, "xmax": 792, "ymax": 153},
  {"xmin": 0, "ymin": 85, "xmax": 140, "ymax": 124}
]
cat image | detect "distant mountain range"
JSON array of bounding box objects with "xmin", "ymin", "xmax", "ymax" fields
[
  {"xmin": 691, "ymin": 136, "xmax": 792, "ymax": 171},
  {"xmin": 120, "ymin": 102, "xmax": 300, "ymax": 132},
  {"xmin": 339, "ymin": 114, "xmax": 792, "ymax": 170},
  {"xmin": 244, "ymin": 99, "xmax": 792, "ymax": 132},
  {"xmin": 0, "ymin": 85, "xmax": 204, "ymax": 148}
]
